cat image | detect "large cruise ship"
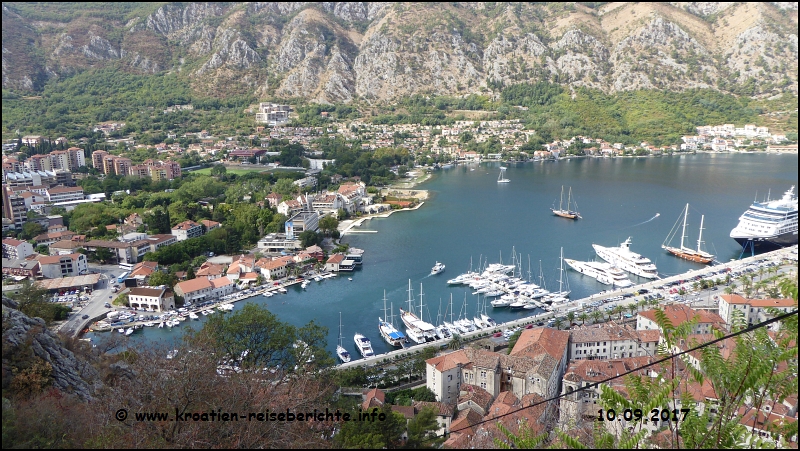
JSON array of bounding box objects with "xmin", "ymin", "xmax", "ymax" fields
[
  {"xmin": 564, "ymin": 259, "xmax": 634, "ymax": 288},
  {"xmin": 592, "ymin": 237, "xmax": 659, "ymax": 279},
  {"xmin": 730, "ymin": 186, "xmax": 798, "ymax": 250}
]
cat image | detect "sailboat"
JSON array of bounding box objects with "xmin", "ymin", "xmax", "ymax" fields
[
  {"xmin": 551, "ymin": 186, "xmax": 581, "ymax": 219},
  {"xmin": 662, "ymin": 203, "xmax": 715, "ymax": 264},
  {"xmin": 552, "ymin": 247, "xmax": 571, "ymax": 297},
  {"xmin": 379, "ymin": 290, "xmax": 406, "ymax": 347},
  {"xmin": 497, "ymin": 166, "xmax": 510, "ymax": 183},
  {"xmin": 336, "ymin": 312, "xmax": 351, "ymax": 363}
]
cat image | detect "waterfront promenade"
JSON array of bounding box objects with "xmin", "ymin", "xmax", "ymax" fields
[{"xmin": 337, "ymin": 245, "xmax": 798, "ymax": 369}]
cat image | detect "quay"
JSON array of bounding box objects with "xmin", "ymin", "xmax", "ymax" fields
[
  {"xmin": 337, "ymin": 245, "xmax": 797, "ymax": 369},
  {"xmin": 88, "ymin": 271, "xmax": 340, "ymax": 333}
]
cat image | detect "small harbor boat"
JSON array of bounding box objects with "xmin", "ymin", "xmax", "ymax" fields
[{"xmin": 430, "ymin": 261, "xmax": 446, "ymax": 275}]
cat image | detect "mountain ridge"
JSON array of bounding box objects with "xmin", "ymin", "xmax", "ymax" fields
[{"xmin": 2, "ymin": 2, "xmax": 797, "ymax": 102}]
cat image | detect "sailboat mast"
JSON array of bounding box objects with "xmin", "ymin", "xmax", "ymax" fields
[
  {"xmin": 338, "ymin": 312, "xmax": 343, "ymax": 347},
  {"xmin": 697, "ymin": 215, "xmax": 705, "ymax": 253},
  {"xmin": 407, "ymin": 279, "xmax": 414, "ymax": 314},
  {"xmin": 449, "ymin": 294, "xmax": 454, "ymax": 323},
  {"xmin": 680, "ymin": 203, "xmax": 688, "ymax": 250},
  {"xmin": 567, "ymin": 187, "xmax": 572, "ymax": 211},
  {"xmin": 559, "ymin": 186, "xmax": 564, "ymax": 211},
  {"xmin": 419, "ymin": 283, "xmax": 425, "ymax": 320},
  {"xmin": 382, "ymin": 290, "xmax": 388, "ymax": 320},
  {"xmin": 559, "ymin": 247, "xmax": 565, "ymax": 293}
]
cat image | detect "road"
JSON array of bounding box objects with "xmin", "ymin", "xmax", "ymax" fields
[{"xmin": 57, "ymin": 263, "xmax": 120, "ymax": 337}]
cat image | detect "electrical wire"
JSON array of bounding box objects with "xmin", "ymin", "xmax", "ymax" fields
[{"xmin": 442, "ymin": 308, "xmax": 798, "ymax": 438}]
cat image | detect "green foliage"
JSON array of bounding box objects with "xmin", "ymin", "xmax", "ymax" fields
[
  {"xmin": 506, "ymin": 329, "xmax": 523, "ymax": 354},
  {"xmin": 9, "ymin": 281, "xmax": 67, "ymax": 325},
  {"xmin": 334, "ymin": 405, "xmax": 407, "ymax": 449},
  {"xmin": 405, "ymin": 406, "xmax": 445, "ymax": 448},
  {"xmin": 200, "ymin": 303, "xmax": 333, "ymax": 372}
]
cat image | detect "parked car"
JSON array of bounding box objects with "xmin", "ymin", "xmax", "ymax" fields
[{"xmin": 82, "ymin": 314, "xmax": 89, "ymax": 319}]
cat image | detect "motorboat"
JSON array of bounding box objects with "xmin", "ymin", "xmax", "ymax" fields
[
  {"xmin": 354, "ymin": 333, "xmax": 374, "ymax": 358},
  {"xmin": 431, "ymin": 261, "xmax": 446, "ymax": 275},
  {"xmin": 593, "ymin": 237, "xmax": 658, "ymax": 279},
  {"xmin": 406, "ymin": 327, "xmax": 426, "ymax": 344}
]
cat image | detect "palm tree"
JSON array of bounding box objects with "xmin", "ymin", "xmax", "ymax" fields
[
  {"xmin": 724, "ymin": 286, "xmax": 734, "ymax": 296},
  {"xmin": 553, "ymin": 317, "xmax": 564, "ymax": 330},
  {"xmin": 448, "ymin": 333, "xmax": 464, "ymax": 351},
  {"xmin": 612, "ymin": 305, "xmax": 624, "ymax": 321},
  {"xmin": 591, "ymin": 310, "xmax": 602, "ymax": 325},
  {"xmin": 627, "ymin": 304, "xmax": 637, "ymax": 317},
  {"xmin": 566, "ymin": 311, "xmax": 576, "ymax": 326},
  {"xmin": 578, "ymin": 312, "xmax": 589, "ymax": 326}
]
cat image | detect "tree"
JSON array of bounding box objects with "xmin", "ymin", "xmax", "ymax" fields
[
  {"xmin": 591, "ymin": 310, "xmax": 602, "ymax": 325},
  {"xmin": 553, "ymin": 317, "xmax": 564, "ymax": 330},
  {"xmin": 147, "ymin": 271, "xmax": 176, "ymax": 288},
  {"xmin": 186, "ymin": 266, "xmax": 195, "ymax": 280},
  {"xmin": 507, "ymin": 329, "xmax": 523, "ymax": 353},
  {"xmin": 298, "ymin": 230, "xmax": 321, "ymax": 248},
  {"xmin": 9, "ymin": 281, "xmax": 69, "ymax": 325},
  {"xmin": 318, "ymin": 215, "xmax": 339, "ymax": 236},
  {"xmin": 35, "ymin": 245, "xmax": 50, "ymax": 255},
  {"xmin": 578, "ymin": 311, "xmax": 589, "ymax": 325},
  {"xmin": 566, "ymin": 311, "xmax": 576, "ymax": 326},
  {"xmin": 209, "ymin": 164, "xmax": 227, "ymax": 178},
  {"xmin": 200, "ymin": 303, "xmax": 331, "ymax": 372},
  {"xmin": 448, "ymin": 333, "xmax": 464, "ymax": 350},
  {"xmin": 406, "ymin": 406, "xmax": 445, "ymax": 448},
  {"xmin": 94, "ymin": 247, "xmax": 113, "ymax": 264},
  {"xmin": 334, "ymin": 405, "xmax": 406, "ymax": 448},
  {"xmin": 20, "ymin": 222, "xmax": 46, "ymax": 240},
  {"xmin": 273, "ymin": 178, "xmax": 296, "ymax": 196}
]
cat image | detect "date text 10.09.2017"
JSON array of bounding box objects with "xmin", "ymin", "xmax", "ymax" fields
[{"xmin": 596, "ymin": 408, "xmax": 691, "ymax": 423}]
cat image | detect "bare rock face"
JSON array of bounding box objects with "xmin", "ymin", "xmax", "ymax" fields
[
  {"xmin": 2, "ymin": 2, "xmax": 798, "ymax": 100},
  {"xmin": 2, "ymin": 297, "xmax": 98, "ymax": 400}
]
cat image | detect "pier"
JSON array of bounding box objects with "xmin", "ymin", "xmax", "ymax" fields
[{"xmin": 337, "ymin": 245, "xmax": 797, "ymax": 369}]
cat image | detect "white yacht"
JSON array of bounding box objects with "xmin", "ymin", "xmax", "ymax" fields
[
  {"xmin": 353, "ymin": 333, "xmax": 374, "ymax": 358},
  {"xmin": 730, "ymin": 186, "xmax": 798, "ymax": 250},
  {"xmin": 592, "ymin": 237, "xmax": 658, "ymax": 279},
  {"xmin": 431, "ymin": 261, "xmax": 446, "ymax": 275},
  {"xmin": 405, "ymin": 327, "xmax": 426, "ymax": 344},
  {"xmin": 564, "ymin": 258, "xmax": 634, "ymax": 288}
]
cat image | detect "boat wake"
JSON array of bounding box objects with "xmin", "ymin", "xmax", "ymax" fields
[{"xmin": 626, "ymin": 213, "xmax": 660, "ymax": 228}]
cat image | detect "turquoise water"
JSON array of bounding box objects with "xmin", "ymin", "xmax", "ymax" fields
[{"xmin": 98, "ymin": 153, "xmax": 798, "ymax": 358}]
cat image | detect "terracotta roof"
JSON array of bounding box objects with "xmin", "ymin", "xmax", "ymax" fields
[
  {"xmin": 47, "ymin": 186, "xmax": 83, "ymax": 194},
  {"xmin": 413, "ymin": 401, "xmax": 455, "ymax": 418},
  {"xmin": 457, "ymin": 384, "xmax": 494, "ymax": 414},
  {"xmin": 720, "ymin": 294, "xmax": 795, "ymax": 307},
  {"xmin": 391, "ymin": 405, "xmax": 416, "ymax": 420},
  {"xmin": 239, "ymin": 272, "xmax": 259, "ymax": 280},
  {"xmin": 2, "ymin": 238, "xmax": 25, "ymax": 246},
  {"xmin": 200, "ymin": 219, "xmax": 220, "ymax": 228},
  {"xmin": 510, "ymin": 327, "xmax": 570, "ymax": 360},
  {"xmin": 209, "ymin": 277, "xmax": 233, "ymax": 288},
  {"xmin": 174, "ymin": 277, "xmax": 213, "ymax": 294},
  {"xmin": 426, "ymin": 349, "xmax": 470, "ymax": 372},
  {"xmin": 448, "ymin": 409, "xmax": 482, "ymax": 437},
  {"xmin": 37, "ymin": 253, "xmax": 81, "ymax": 265},
  {"xmin": 50, "ymin": 239, "xmax": 83, "ymax": 249},
  {"xmin": 326, "ymin": 254, "xmax": 345, "ymax": 264},
  {"xmin": 172, "ymin": 220, "xmax": 201, "ymax": 231},
  {"xmin": 196, "ymin": 263, "xmax": 224, "ymax": 277},
  {"xmin": 362, "ymin": 387, "xmax": 385, "ymax": 411}
]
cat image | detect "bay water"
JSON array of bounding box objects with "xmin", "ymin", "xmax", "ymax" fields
[{"xmin": 103, "ymin": 153, "xmax": 798, "ymax": 358}]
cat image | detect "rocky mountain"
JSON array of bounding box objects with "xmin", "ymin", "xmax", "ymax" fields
[
  {"xmin": 2, "ymin": 2, "xmax": 797, "ymax": 102},
  {"xmin": 2, "ymin": 297, "xmax": 97, "ymax": 400}
]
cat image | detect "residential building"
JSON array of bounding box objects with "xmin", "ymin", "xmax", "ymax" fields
[
  {"xmin": 45, "ymin": 186, "xmax": 84, "ymax": 203},
  {"xmin": 37, "ymin": 253, "xmax": 88, "ymax": 279},
  {"xmin": 210, "ymin": 276, "xmax": 236, "ymax": 298},
  {"xmin": 1, "ymin": 258, "xmax": 40, "ymax": 279},
  {"xmin": 2, "ymin": 238, "xmax": 35, "ymax": 260},
  {"xmin": 637, "ymin": 304, "xmax": 725, "ymax": 335},
  {"xmin": 569, "ymin": 321, "xmax": 660, "ymax": 361},
  {"xmin": 127, "ymin": 286, "xmax": 175, "ymax": 312},
  {"xmin": 196, "ymin": 262, "xmax": 225, "ymax": 280},
  {"xmin": 325, "ymin": 254, "xmax": 345, "ymax": 272},
  {"xmin": 171, "ymin": 220, "xmax": 204, "ymax": 241},
  {"xmin": 256, "ymin": 258, "xmax": 289, "ymax": 280},
  {"xmin": 256, "ymin": 233, "xmax": 302, "ymax": 253},
  {"xmin": 199, "ymin": 219, "xmax": 220, "ymax": 232},
  {"xmin": 173, "ymin": 277, "xmax": 214, "ymax": 304},
  {"xmin": 255, "ymin": 103, "xmax": 291, "ymax": 126},
  {"xmin": 718, "ymin": 294, "xmax": 797, "ymax": 327}
]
